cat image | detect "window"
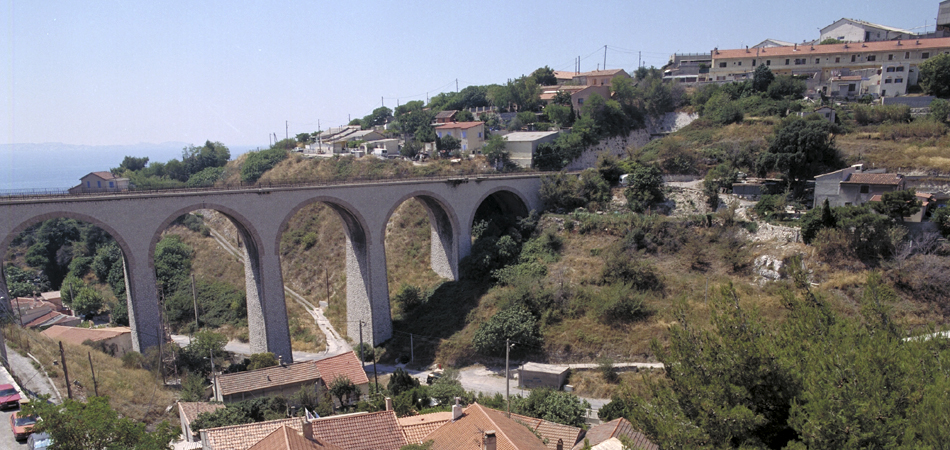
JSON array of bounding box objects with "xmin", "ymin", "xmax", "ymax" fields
[
  {"xmin": 849, "ymin": 84, "xmax": 856, "ymax": 92},
  {"xmin": 109, "ymin": 181, "xmax": 114, "ymax": 188},
  {"xmin": 896, "ymin": 66, "xmax": 904, "ymax": 72},
  {"xmin": 923, "ymin": 52, "xmax": 930, "ymax": 59},
  {"xmin": 851, "ymin": 55, "xmax": 857, "ymax": 62},
  {"xmin": 860, "ymin": 185, "xmax": 869, "ymax": 194},
  {"xmin": 884, "ymin": 78, "xmax": 892, "ymax": 83},
  {"xmin": 86, "ymin": 181, "xmax": 90, "ymax": 188},
  {"xmin": 867, "ymin": 55, "xmax": 876, "ymax": 61},
  {"xmin": 785, "ymin": 59, "xmax": 790, "ymax": 65},
  {"xmin": 737, "ymin": 61, "xmax": 742, "ymax": 66},
  {"xmin": 835, "ymin": 57, "xmax": 841, "ymax": 63},
  {"xmin": 461, "ymin": 131, "xmax": 467, "ymax": 139},
  {"xmin": 794, "ymin": 58, "xmax": 806, "ymax": 65},
  {"xmin": 752, "ymin": 59, "xmax": 756, "ymax": 66},
  {"xmin": 577, "ymin": 98, "xmax": 584, "ymax": 105},
  {"xmin": 815, "ymin": 58, "xmax": 820, "ymax": 64},
  {"xmin": 719, "ymin": 62, "xmax": 727, "ymax": 68},
  {"xmin": 895, "ymin": 77, "xmax": 903, "ymax": 83},
  {"xmin": 886, "ymin": 67, "xmax": 895, "ymax": 72},
  {"xmin": 905, "ymin": 51, "xmax": 910, "ymax": 59},
  {"xmin": 766, "ymin": 60, "xmax": 771, "ymax": 66},
  {"xmin": 97, "ymin": 181, "xmax": 101, "ymax": 188},
  {"xmin": 888, "ymin": 54, "xmax": 893, "ymax": 60},
  {"xmin": 463, "ymin": 144, "xmax": 467, "ymax": 151},
  {"xmin": 437, "ymin": 131, "xmax": 442, "ymax": 138},
  {"xmin": 478, "ymin": 132, "xmax": 482, "ymax": 138}
]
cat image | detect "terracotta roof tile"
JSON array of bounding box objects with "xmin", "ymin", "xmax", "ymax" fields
[
  {"xmin": 842, "ymin": 173, "xmax": 902, "ymax": 185},
  {"xmin": 434, "ymin": 110, "xmax": 458, "ymax": 119},
  {"xmin": 434, "ymin": 121, "xmax": 484, "ymax": 130},
  {"xmin": 510, "ymin": 413, "xmax": 583, "ymax": 449},
  {"xmin": 424, "ymin": 404, "xmax": 548, "ymax": 450},
  {"xmin": 572, "ymin": 419, "xmax": 657, "ymax": 450},
  {"xmin": 216, "ymin": 362, "xmax": 322, "ymax": 397},
  {"xmin": 314, "ymin": 352, "xmax": 369, "ymax": 386},
  {"xmin": 309, "ymin": 411, "xmax": 407, "ymax": 450},
  {"xmin": 248, "ymin": 425, "xmax": 344, "ymax": 450},
  {"xmin": 714, "ymin": 37, "xmax": 950, "ymax": 59},
  {"xmin": 399, "ymin": 411, "xmax": 453, "ymax": 444},
  {"xmin": 41, "ymin": 325, "xmax": 130, "ymax": 344},
  {"xmin": 203, "ymin": 418, "xmax": 304, "ymax": 450}
]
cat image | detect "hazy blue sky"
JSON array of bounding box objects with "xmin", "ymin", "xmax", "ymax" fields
[{"xmin": 2, "ymin": 0, "xmax": 939, "ymax": 147}]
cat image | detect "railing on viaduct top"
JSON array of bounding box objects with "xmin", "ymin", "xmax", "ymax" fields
[{"xmin": 0, "ymin": 170, "xmax": 556, "ymax": 203}]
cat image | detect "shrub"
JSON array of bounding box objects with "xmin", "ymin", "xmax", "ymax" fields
[
  {"xmin": 852, "ymin": 104, "xmax": 912, "ymax": 125},
  {"xmin": 601, "ymin": 249, "xmax": 662, "ymax": 291},
  {"xmin": 241, "ymin": 147, "xmax": 288, "ymax": 183},
  {"xmin": 598, "ymin": 357, "xmax": 620, "ymax": 384},
  {"xmin": 394, "ymin": 284, "xmax": 424, "ymax": 311},
  {"xmin": 472, "ymin": 305, "xmax": 542, "ymax": 358}
]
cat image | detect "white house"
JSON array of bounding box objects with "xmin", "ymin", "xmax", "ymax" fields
[{"xmin": 820, "ymin": 18, "xmax": 917, "ymax": 43}]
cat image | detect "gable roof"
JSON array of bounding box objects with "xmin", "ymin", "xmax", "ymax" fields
[
  {"xmin": 575, "ymin": 69, "xmax": 628, "ymax": 78},
  {"xmin": 714, "ymin": 37, "xmax": 950, "ymax": 60},
  {"xmin": 822, "ymin": 18, "xmax": 916, "ymax": 36},
  {"xmin": 399, "ymin": 411, "xmax": 453, "ymax": 444},
  {"xmin": 842, "ymin": 172, "xmax": 902, "ymax": 185},
  {"xmin": 248, "ymin": 425, "xmax": 344, "ymax": 450},
  {"xmin": 313, "ymin": 352, "xmax": 369, "ymax": 386},
  {"xmin": 434, "ymin": 121, "xmax": 484, "ymax": 130},
  {"xmin": 83, "ymin": 171, "xmax": 119, "ymax": 181},
  {"xmin": 203, "ymin": 418, "xmax": 305, "ymax": 450},
  {"xmin": 309, "ymin": 411, "xmax": 407, "ymax": 450},
  {"xmin": 434, "ymin": 110, "xmax": 458, "ymax": 119},
  {"xmin": 216, "ymin": 362, "xmax": 321, "ymax": 397},
  {"xmin": 41, "ymin": 325, "xmax": 130, "ymax": 343},
  {"xmin": 423, "ymin": 403, "xmax": 548, "ymax": 450},
  {"xmin": 178, "ymin": 401, "xmax": 226, "ymax": 426},
  {"xmin": 510, "ymin": 413, "xmax": 583, "ymax": 450},
  {"xmin": 572, "ymin": 418, "xmax": 657, "ymax": 450}
]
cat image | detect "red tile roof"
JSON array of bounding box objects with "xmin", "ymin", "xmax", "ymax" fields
[
  {"xmin": 309, "ymin": 411, "xmax": 407, "ymax": 450},
  {"xmin": 715, "ymin": 37, "xmax": 950, "ymax": 59},
  {"xmin": 248, "ymin": 425, "xmax": 344, "ymax": 450},
  {"xmin": 572, "ymin": 418, "xmax": 657, "ymax": 450},
  {"xmin": 203, "ymin": 418, "xmax": 305, "ymax": 450},
  {"xmin": 41, "ymin": 325, "xmax": 130, "ymax": 344},
  {"xmin": 423, "ymin": 403, "xmax": 548, "ymax": 450},
  {"xmin": 216, "ymin": 362, "xmax": 322, "ymax": 397},
  {"xmin": 434, "ymin": 121, "xmax": 484, "ymax": 130},
  {"xmin": 842, "ymin": 173, "xmax": 902, "ymax": 185},
  {"xmin": 90, "ymin": 171, "xmax": 119, "ymax": 180},
  {"xmin": 399, "ymin": 411, "xmax": 453, "ymax": 444},
  {"xmin": 510, "ymin": 413, "xmax": 584, "ymax": 450},
  {"xmin": 314, "ymin": 352, "xmax": 369, "ymax": 386}
]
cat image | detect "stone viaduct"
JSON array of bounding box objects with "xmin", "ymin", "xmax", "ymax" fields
[{"xmin": 0, "ymin": 174, "xmax": 543, "ymax": 363}]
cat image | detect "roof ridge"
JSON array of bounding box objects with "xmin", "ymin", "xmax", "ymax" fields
[
  {"xmin": 204, "ymin": 416, "xmax": 300, "ymax": 433},
  {"xmin": 473, "ymin": 403, "xmax": 520, "ymax": 446}
]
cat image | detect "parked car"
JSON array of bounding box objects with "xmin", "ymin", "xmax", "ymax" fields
[
  {"xmin": 28, "ymin": 431, "xmax": 52, "ymax": 450},
  {"xmin": 0, "ymin": 384, "xmax": 21, "ymax": 409},
  {"xmin": 10, "ymin": 410, "xmax": 37, "ymax": 441}
]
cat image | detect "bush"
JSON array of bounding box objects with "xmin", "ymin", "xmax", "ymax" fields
[
  {"xmin": 601, "ymin": 249, "xmax": 662, "ymax": 291},
  {"xmin": 852, "ymin": 104, "xmax": 912, "ymax": 125},
  {"xmin": 594, "ymin": 283, "xmax": 649, "ymax": 323},
  {"xmin": 356, "ymin": 342, "xmax": 375, "ymax": 362},
  {"xmin": 241, "ymin": 147, "xmax": 288, "ymax": 183},
  {"xmin": 472, "ymin": 305, "xmax": 542, "ymax": 358},
  {"xmin": 598, "ymin": 357, "xmax": 620, "ymax": 383},
  {"xmin": 394, "ymin": 284, "xmax": 424, "ymax": 311}
]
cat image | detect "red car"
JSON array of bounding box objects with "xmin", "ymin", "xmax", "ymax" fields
[
  {"xmin": 0, "ymin": 384, "xmax": 21, "ymax": 409},
  {"xmin": 10, "ymin": 410, "xmax": 37, "ymax": 441}
]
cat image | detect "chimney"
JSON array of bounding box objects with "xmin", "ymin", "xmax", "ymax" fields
[
  {"xmin": 897, "ymin": 39, "xmax": 902, "ymax": 45},
  {"xmin": 278, "ymin": 355, "xmax": 284, "ymax": 366},
  {"xmin": 483, "ymin": 430, "xmax": 497, "ymax": 450},
  {"xmin": 302, "ymin": 419, "xmax": 314, "ymax": 440},
  {"xmin": 452, "ymin": 398, "xmax": 463, "ymax": 421},
  {"xmin": 745, "ymin": 45, "xmax": 749, "ymax": 53},
  {"xmin": 385, "ymin": 397, "xmax": 393, "ymax": 411},
  {"xmin": 794, "ymin": 43, "xmax": 798, "ymax": 50}
]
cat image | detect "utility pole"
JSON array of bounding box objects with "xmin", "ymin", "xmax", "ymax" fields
[
  {"xmin": 456, "ymin": 79, "xmax": 459, "ymax": 93},
  {"xmin": 191, "ymin": 274, "xmax": 199, "ymax": 330},
  {"xmin": 639, "ymin": 51, "xmax": 642, "ymax": 69},
  {"xmin": 604, "ymin": 44, "xmax": 607, "ymax": 70},
  {"xmin": 59, "ymin": 341, "xmax": 72, "ymax": 400},
  {"xmin": 410, "ymin": 333, "xmax": 414, "ymax": 363},
  {"xmin": 88, "ymin": 352, "xmax": 99, "ymax": 397},
  {"xmin": 158, "ymin": 324, "xmax": 165, "ymax": 384},
  {"xmin": 209, "ymin": 347, "xmax": 217, "ymax": 400},
  {"xmin": 505, "ymin": 338, "xmax": 511, "ymax": 417},
  {"xmin": 286, "ymin": 121, "xmax": 289, "ymax": 140},
  {"xmin": 325, "ymin": 268, "xmax": 330, "ymax": 306}
]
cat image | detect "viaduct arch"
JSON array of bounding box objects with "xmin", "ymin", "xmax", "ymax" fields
[{"xmin": 0, "ymin": 175, "xmax": 543, "ymax": 363}]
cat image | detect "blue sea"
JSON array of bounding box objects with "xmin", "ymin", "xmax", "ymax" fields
[{"xmin": 0, "ymin": 142, "xmax": 259, "ymax": 192}]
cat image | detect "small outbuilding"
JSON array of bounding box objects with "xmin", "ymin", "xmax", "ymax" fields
[{"xmin": 518, "ymin": 362, "xmax": 570, "ymax": 390}]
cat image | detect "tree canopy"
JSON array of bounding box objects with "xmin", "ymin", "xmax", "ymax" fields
[
  {"xmin": 918, "ymin": 53, "xmax": 950, "ymax": 98},
  {"xmin": 756, "ymin": 117, "xmax": 841, "ymax": 183}
]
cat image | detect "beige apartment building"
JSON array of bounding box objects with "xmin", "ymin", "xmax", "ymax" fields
[{"xmin": 708, "ymin": 37, "xmax": 950, "ymax": 98}]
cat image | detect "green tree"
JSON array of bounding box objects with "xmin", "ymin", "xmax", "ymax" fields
[
  {"xmin": 703, "ymin": 92, "xmax": 744, "ymax": 125},
  {"xmin": 241, "ymin": 147, "xmax": 288, "ymax": 183},
  {"xmin": 872, "ymin": 189, "xmax": 922, "ymax": 221},
  {"xmin": 427, "ymin": 368, "xmax": 465, "ymax": 406},
  {"xmin": 623, "ymin": 163, "xmax": 665, "ymax": 213},
  {"xmin": 182, "ymin": 141, "xmax": 230, "ymax": 176},
  {"xmin": 73, "ymin": 285, "xmax": 104, "ymax": 319},
  {"xmin": 530, "ymin": 66, "xmax": 557, "ymax": 86},
  {"xmin": 767, "ymin": 75, "xmax": 806, "ymax": 99},
  {"xmin": 482, "ymin": 134, "xmax": 510, "ymax": 168},
  {"xmin": 115, "ymin": 155, "xmax": 149, "ymax": 173},
  {"xmin": 387, "ymin": 368, "xmax": 420, "ymax": 396},
  {"xmin": 154, "ymin": 235, "xmax": 193, "ymax": 294},
  {"xmin": 361, "ymin": 106, "xmax": 393, "ymax": 129},
  {"xmin": 929, "ymin": 98, "xmax": 950, "ymax": 124},
  {"xmin": 60, "ymin": 274, "xmax": 85, "ymax": 306},
  {"xmin": 513, "ymin": 388, "xmax": 590, "ymax": 428},
  {"xmin": 757, "ymin": 117, "xmax": 840, "ymax": 183},
  {"xmin": 933, "ymin": 206, "xmax": 950, "ymax": 237},
  {"xmin": 21, "ymin": 395, "xmax": 179, "ymax": 450},
  {"xmin": 752, "ymin": 64, "xmax": 775, "ymax": 92},
  {"xmin": 180, "ymin": 370, "xmax": 209, "ymax": 402},
  {"xmin": 394, "ymin": 283, "xmax": 424, "ymax": 312},
  {"xmin": 247, "ymin": 352, "xmax": 280, "ymax": 370},
  {"xmin": 543, "ymin": 103, "xmax": 573, "ymax": 128},
  {"xmin": 472, "ymin": 305, "xmax": 542, "ymax": 357},
  {"xmin": 454, "ymin": 109, "xmax": 475, "ymax": 122},
  {"xmin": 918, "ymin": 53, "xmax": 950, "ymax": 98},
  {"xmin": 437, "ymin": 135, "xmax": 461, "ymax": 158},
  {"xmin": 329, "ymin": 375, "xmax": 360, "ymax": 409}
]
